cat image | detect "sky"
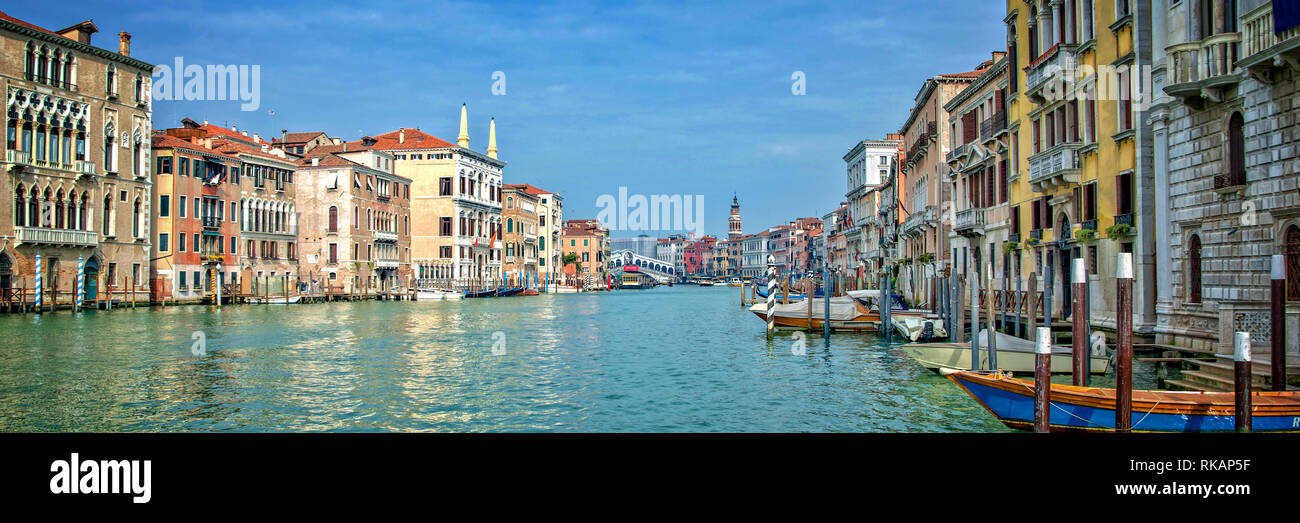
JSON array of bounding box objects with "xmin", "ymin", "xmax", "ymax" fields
[{"xmin": 10, "ymin": 0, "xmax": 1005, "ymax": 239}]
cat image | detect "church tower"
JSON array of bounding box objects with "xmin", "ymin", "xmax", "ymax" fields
[{"xmin": 728, "ymin": 194, "xmax": 742, "ymax": 241}]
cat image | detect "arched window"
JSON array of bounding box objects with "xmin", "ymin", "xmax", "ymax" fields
[
  {"xmin": 25, "ymin": 42, "xmax": 36, "ymax": 79},
  {"xmin": 106, "ymin": 64, "xmax": 116, "ymax": 96},
  {"xmin": 0, "ymin": 252, "xmax": 11, "ymax": 291},
  {"xmin": 78, "ymin": 192, "xmax": 87, "ymax": 230},
  {"xmin": 42, "ymin": 187, "xmax": 52, "ymax": 227},
  {"xmin": 328, "ymin": 206, "xmax": 338, "ymax": 232},
  {"xmin": 14, "ymin": 185, "xmax": 25, "ymax": 227},
  {"xmin": 1188, "ymin": 234, "xmax": 1203, "ymax": 303},
  {"xmin": 132, "ymin": 197, "xmax": 141, "ymax": 238},
  {"xmin": 28, "ymin": 187, "xmax": 39, "ymax": 228},
  {"xmin": 55, "ymin": 189, "xmax": 65, "ymax": 229},
  {"xmin": 102, "ymin": 194, "xmax": 112, "ymax": 234},
  {"xmin": 1287, "ymin": 225, "xmax": 1300, "ymax": 301},
  {"xmin": 507, "ymin": 218, "xmax": 513, "ymax": 233},
  {"xmin": 1227, "ymin": 112, "xmax": 1245, "ymax": 187}
]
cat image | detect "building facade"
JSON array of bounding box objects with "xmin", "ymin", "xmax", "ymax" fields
[
  {"xmin": 502, "ymin": 184, "xmax": 539, "ymax": 283},
  {"xmin": 2, "ymin": 13, "xmax": 154, "ymax": 304},
  {"xmin": 1152, "ymin": 0, "xmax": 1300, "ymax": 356}
]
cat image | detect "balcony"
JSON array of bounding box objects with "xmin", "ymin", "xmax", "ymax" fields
[
  {"xmin": 375, "ymin": 258, "xmax": 399, "ymax": 269},
  {"xmin": 1165, "ymin": 33, "xmax": 1242, "ymax": 103},
  {"xmin": 200, "ymin": 252, "xmax": 225, "ymax": 264},
  {"xmin": 202, "ymin": 216, "xmax": 222, "ymax": 230},
  {"xmin": 980, "ymin": 110, "xmax": 1007, "ymax": 142},
  {"xmin": 905, "ymin": 121, "xmax": 937, "ymax": 167},
  {"xmin": 900, "ymin": 212, "xmax": 925, "ymax": 237},
  {"xmin": 946, "ymin": 143, "xmax": 969, "ymax": 164},
  {"xmin": 954, "ymin": 208, "xmax": 986, "ymax": 236},
  {"xmin": 373, "ymin": 230, "xmax": 398, "ymax": 243},
  {"xmin": 1025, "ymin": 44, "xmax": 1078, "ymax": 103},
  {"xmin": 14, "ymin": 226, "xmax": 97, "ymax": 247},
  {"xmin": 1008, "ymin": 232, "xmax": 1021, "ymax": 243},
  {"xmin": 76, "ymin": 160, "xmax": 95, "ymax": 177},
  {"xmin": 1114, "ymin": 213, "xmax": 1134, "ymax": 227},
  {"xmin": 1027, "ymin": 142, "xmax": 1082, "ymax": 191},
  {"xmin": 6, "ymin": 150, "xmax": 32, "ymax": 165},
  {"xmin": 1029, "ymin": 229, "xmax": 1043, "ymax": 241},
  {"xmin": 1240, "ymin": 3, "xmax": 1300, "ymax": 80}
]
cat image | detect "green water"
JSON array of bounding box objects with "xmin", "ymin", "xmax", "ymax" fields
[{"xmin": 0, "ymin": 286, "xmax": 1157, "ymax": 432}]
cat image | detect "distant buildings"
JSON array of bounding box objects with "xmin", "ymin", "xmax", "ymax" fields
[{"xmin": 561, "ymin": 218, "xmax": 609, "ymax": 279}]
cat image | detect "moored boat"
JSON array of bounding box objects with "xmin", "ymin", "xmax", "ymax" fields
[
  {"xmin": 947, "ymin": 370, "xmax": 1300, "ymax": 432},
  {"xmin": 417, "ymin": 288, "xmax": 463, "ymax": 300},
  {"xmin": 749, "ymin": 297, "xmax": 882, "ymax": 332},
  {"xmin": 497, "ymin": 287, "xmax": 526, "ymax": 297},
  {"xmin": 464, "ymin": 288, "xmax": 499, "ymax": 298},
  {"xmin": 903, "ymin": 329, "xmax": 1109, "ymax": 374},
  {"xmin": 698, "ymin": 279, "xmax": 715, "ymax": 286}
]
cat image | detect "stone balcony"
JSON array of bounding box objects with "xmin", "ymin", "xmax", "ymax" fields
[
  {"xmin": 1239, "ymin": 3, "xmax": 1300, "ymax": 77},
  {"xmin": 954, "ymin": 208, "xmax": 985, "ymax": 236},
  {"xmin": 900, "ymin": 212, "xmax": 925, "ymax": 237},
  {"xmin": 1025, "ymin": 44, "xmax": 1078, "ymax": 103},
  {"xmin": 1166, "ymin": 33, "xmax": 1242, "ymax": 103},
  {"xmin": 375, "ymin": 258, "xmax": 399, "ymax": 269},
  {"xmin": 1028, "ymin": 142, "xmax": 1082, "ymax": 192},
  {"xmin": 14, "ymin": 226, "xmax": 97, "ymax": 247},
  {"xmin": 373, "ymin": 229, "xmax": 398, "ymax": 243},
  {"xmin": 6, "ymin": 150, "xmax": 97, "ymax": 177}
]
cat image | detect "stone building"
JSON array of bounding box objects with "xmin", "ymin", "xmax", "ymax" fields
[
  {"xmin": 1152, "ymin": 0, "xmax": 1300, "ymax": 357},
  {"xmin": 561, "ymin": 218, "xmax": 609, "ymax": 281},
  {"xmin": 363, "ymin": 105, "xmax": 504, "ymax": 288},
  {"xmin": 148, "ymin": 131, "xmax": 241, "ymax": 303},
  {"xmin": 295, "ymin": 147, "xmax": 412, "ymax": 292},
  {"xmin": 502, "ymin": 183, "xmax": 539, "ymax": 283},
  {"xmin": 899, "ymin": 65, "xmax": 981, "ymax": 305},
  {"xmin": 843, "ymin": 136, "xmax": 902, "ymax": 285},
  {"xmin": 945, "ymin": 53, "xmax": 1011, "ymax": 307},
  {"xmin": 1, "ymin": 11, "xmax": 154, "ymax": 304}
]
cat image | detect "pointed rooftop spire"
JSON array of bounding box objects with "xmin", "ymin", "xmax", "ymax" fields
[
  {"xmin": 487, "ymin": 117, "xmax": 498, "ymax": 159},
  {"xmin": 457, "ymin": 103, "xmax": 469, "ymax": 148}
]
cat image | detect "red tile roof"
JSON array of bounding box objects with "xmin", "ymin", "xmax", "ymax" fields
[
  {"xmin": 274, "ymin": 132, "xmax": 329, "ymax": 144},
  {"xmin": 0, "ymin": 10, "xmax": 76, "ymax": 41},
  {"xmin": 503, "ymin": 183, "xmax": 554, "ymax": 196},
  {"xmin": 357, "ymin": 128, "xmax": 456, "ymax": 151}
]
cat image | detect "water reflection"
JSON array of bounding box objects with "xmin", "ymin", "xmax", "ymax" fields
[{"xmin": 0, "ymin": 287, "xmax": 1087, "ymax": 432}]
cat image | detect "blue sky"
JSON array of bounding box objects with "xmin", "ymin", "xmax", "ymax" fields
[{"xmin": 12, "ymin": 0, "xmax": 1005, "ymax": 238}]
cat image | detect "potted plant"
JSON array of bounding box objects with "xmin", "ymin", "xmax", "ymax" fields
[
  {"xmin": 1105, "ymin": 223, "xmax": 1135, "ymax": 239},
  {"xmin": 1003, "ymin": 240, "xmax": 1021, "ymax": 254},
  {"xmin": 1025, "ymin": 237, "xmax": 1041, "ymax": 247},
  {"xmin": 917, "ymin": 253, "xmax": 934, "ymax": 264},
  {"xmin": 1074, "ymin": 228, "xmax": 1098, "ymax": 244},
  {"xmin": 898, "ymin": 257, "xmax": 912, "ymax": 265}
]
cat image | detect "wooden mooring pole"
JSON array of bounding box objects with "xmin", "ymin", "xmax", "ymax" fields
[
  {"xmin": 986, "ymin": 263, "xmax": 997, "ymax": 370},
  {"xmin": 1271, "ymin": 255, "xmax": 1286, "ymax": 391},
  {"xmin": 1034, "ymin": 326, "xmax": 1052, "ymax": 433},
  {"xmin": 1234, "ymin": 332, "xmax": 1253, "ymax": 432},
  {"xmin": 765, "ymin": 256, "xmax": 776, "ymax": 339},
  {"xmin": 823, "ymin": 269, "xmax": 831, "ymax": 339},
  {"xmin": 1072, "ymin": 258, "xmax": 1087, "ymax": 386},
  {"xmin": 1116, "ymin": 253, "xmax": 1134, "ymax": 433},
  {"xmin": 1026, "ymin": 272, "xmax": 1038, "ymax": 341}
]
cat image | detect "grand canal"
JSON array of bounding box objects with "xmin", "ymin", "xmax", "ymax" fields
[{"xmin": 0, "ymin": 286, "xmax": 1163, "ymax": 432}]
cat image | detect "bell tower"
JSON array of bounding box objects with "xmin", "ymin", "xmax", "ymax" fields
[{"xmin": 728, "ymin": 194, "xmax": 742, "ymax": 241}]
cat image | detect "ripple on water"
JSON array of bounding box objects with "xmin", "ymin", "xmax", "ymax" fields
[{"xmin": 0, "ymin": 289, "xmax": 1063, "ymax": 432}]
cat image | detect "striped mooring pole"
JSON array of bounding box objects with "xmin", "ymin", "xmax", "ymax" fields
[
  {"xmin": 34, "ymin": 252, "xmax": 43, "ymax": 311},
  {"xmin": 765, "ymin": 255, "xmax": 776, "ymax": 339},
  {"xmin": 75, "ymin": 255, "xmax": 85, "ymax": 312}
]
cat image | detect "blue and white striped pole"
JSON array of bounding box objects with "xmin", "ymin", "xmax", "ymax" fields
[
  {"xmin": 76, "ymin": 256, "xmax": 84, "ymax": 311},
  {"xmin": 34, "ymin": 252, "xmax": 42, "ymax": 311},
  {"xmin": 766, "ymin": 255, "xmax": 776, "ymax": 338}
]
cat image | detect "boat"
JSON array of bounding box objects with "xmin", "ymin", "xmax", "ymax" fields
[
  {"xmin": 464, "ymin": 288, "xmax": 499, "ymax": 298},
  {"xmin": 947, "ymin": 370, "xmax": 1300, "ymax": 432},
  {"xmin": 417, "ymin": 288, "xmax": 462, "ymax": 300},
  {"xmin": 754, "ymin": 286, "xmax": 825, "ymax": 300},
  {"xmin": 902, "ymin": 329, "xmax": 1109, "ymax": 374},
  {"xmin": 749, "ymin": 297, "xmax": 882, "ymax": 332},
  {"xmin": 252, "ymin": 295, "xmax": 301, "ymax": 304},
  {"xmin": 698, "ymin": 279, "xmax": 715, "ymax": 287},
  {"xmin": 726, "ymin": 278, "xmax": 742, "ymax": 287},
  {"xmin": 890, "ymin": 315, "xmax": 948, "ymax": 342},
  {"xmin": 521, "ymin": 289, "xmax": 539, "ymax": 296},
  {"xmin": 497, "ymin": 287, "xmax": 526, "ymax": 297}
]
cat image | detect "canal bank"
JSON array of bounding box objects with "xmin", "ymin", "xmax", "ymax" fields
[{"xmin": 0, "ymin": 286, "xmax": 1163, "ymax": 432}]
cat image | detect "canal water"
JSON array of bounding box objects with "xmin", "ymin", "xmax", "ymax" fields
[{"xmin": 0, "ymin": 286, "xmax": 1163, "ymax": 432}]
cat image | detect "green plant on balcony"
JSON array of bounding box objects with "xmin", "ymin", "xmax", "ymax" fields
[
  {"xmin": 898, "ymin": 257, "xmax": 912, "ymax": 265},
  {"xmin": 1025, "ymin": 237, "xmax": 1041, "ymax": 246},
  {"xmin": 1003, "ymin": 241, "xmax": 1021, "ymax": 254},
  {"xmin": 1074, "ymin": 228, "xmax": 1098, "ymax": 244},
  {"xmin": 916, "ymin": 253, "xmax": 934, "ymax": 264},
  {"xmin": 1105, "ymin": 223, "xmax": 1135, "ymax": 239}
]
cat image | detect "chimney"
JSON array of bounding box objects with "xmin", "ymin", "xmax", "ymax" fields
[
  {"xmin": 253, "ymin": 132, "xmax": 261, "ymax": 143},
  {"xmin": 311, "ymin": 157, "xmax": 319, "ymax": 166},
  {"xmin": 232, "ymin": 125, "xmax": 238, "ymax": 133},
  {"xmin": 118, "ymin": 31, "xmax": 131, "ymax": 56},
  {"xmin": 399, "ymin": 128, "xmax": 405, "ymax": 144},
  {"xmin": 281, "ymin": 129, "xmax": 287, "ymax": 145},
  {"xmin": 342, "ymin": 143, "xmax": 348, "ymax": 152},
  {"xmin": 331, "ymin": 137, "xmax": 341, "ymax": 145}
]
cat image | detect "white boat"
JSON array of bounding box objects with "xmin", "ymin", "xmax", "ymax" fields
[
  {"xmin": 890, "ymin": 315, "xmax": 947, "ymax": 342},
  {"xmin": 253, "ymin": 295, "xmax": 301, "ymax": 304},
  {"xmin": 902, "ymin": 329, "xmax": 1110, "ymax": 375},
  {"xmin": 417, "ymin": 289, "xmax": 463, "ymax": 301},
  {"xmin": 698, "ymin": 279, "xmax": 715, "ymax": 286}
]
